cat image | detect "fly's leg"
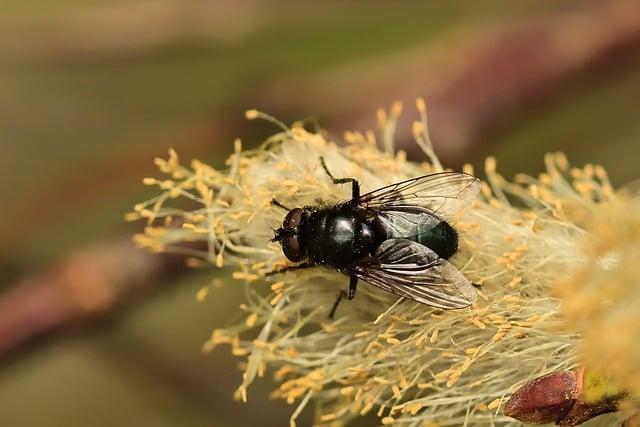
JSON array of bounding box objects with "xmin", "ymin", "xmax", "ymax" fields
[
  {"xmin": 347, "ymin": 274, "xmax": 358, "ymax": 299},
  {"xmin": 329, "ymin": 275, "xmax": 358, "ymax": 318},
  {"xmin": 265, "ymin": 263, "xmax": 311, "ymax": 277},
  {"xmin": 329, "ymin": 291, "xmax": 346, "ymax": 319},
  {"xmin": 271, "ymin": 198, "xmax": 291, "ymax": 211},
  {"xmin": 319, "ymin": 157, "xmax": 360, "ymax": 201}
]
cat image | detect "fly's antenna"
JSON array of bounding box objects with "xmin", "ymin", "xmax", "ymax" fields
[
  {"xmin": 270, "ymin": 227, "xmax": 282, "ymax": 243},
  {"xmin": 270, "ymin": 226, "xmax": 293, "ymax": 243},
  {"xmin": 271, "ymin": 199, "xmax": 291, "ymax": 211}
]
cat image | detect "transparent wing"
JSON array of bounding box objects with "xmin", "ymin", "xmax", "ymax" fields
[
  {"xmin": 350, "ymin": 239, "xmax": 477, "ymax": 309},
  {"xmin": 374, "ymin": 210, "xmax": 442, "ymax": 241},
  {"xmin": 358, "ymin": 172, "xmax": 481, "ymax": 220}
]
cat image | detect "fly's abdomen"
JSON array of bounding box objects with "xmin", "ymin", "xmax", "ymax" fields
[
  {"xmin": 374, "ymin": 212, "xmax": 459, "ymax": 260},
  {"xmin": 415, "ymin": 221, "xmax": 458, "ymax": 259}
]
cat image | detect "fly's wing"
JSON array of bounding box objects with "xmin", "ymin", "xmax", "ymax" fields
[
  {"xmin": 357, "ymin": 172, "xmax": 481, "ymax": 237},
  {"xmin": 374, "ymin": 209, "xmax": 440, "ymax": 241},
  {"xmin": 358, "ymin": 172, "xmax": 481, "ymax": 217},
  {"xmin": 351, "ymin": 239, "xmax": 477, "ymax": 309}
]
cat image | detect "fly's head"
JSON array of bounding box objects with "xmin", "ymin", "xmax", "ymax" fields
[{"xmin": 272, "ymin": 207, "xmax": 305, "ymax": 262}]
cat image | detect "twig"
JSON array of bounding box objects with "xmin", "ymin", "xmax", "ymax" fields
[{"xmin": 0, "ymin": 236, "xmax": 187, "ymax": 359}]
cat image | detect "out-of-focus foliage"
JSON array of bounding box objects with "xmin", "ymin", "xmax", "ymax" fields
[{"xmin": 560, "ymin": 196, "xmax": 640, "ymax": 399}]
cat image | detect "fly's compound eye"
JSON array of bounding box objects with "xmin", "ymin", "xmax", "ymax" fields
[
  {"xmin": 282, "ymin": 236, "xmax": 302, "ymax": 262},
  {"xmin": 280, "ymin": 208, "xmax": 304, "ymax": 262},
  {"xmin": 284, "ymin": 208, "xmax": 303, "ymax": 229}
]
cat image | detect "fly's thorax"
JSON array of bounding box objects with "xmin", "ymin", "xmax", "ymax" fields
[{"xmin": 301, "ymin": 206, "xmax": 381, "ymax": 267}]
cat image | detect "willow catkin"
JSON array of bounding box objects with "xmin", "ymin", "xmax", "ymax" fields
[{"xmin": 129, "ymin": 103, "xmax": 637, "ymax": 426}]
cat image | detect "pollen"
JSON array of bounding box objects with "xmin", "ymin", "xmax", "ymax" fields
[
  {"xmin": 487, "ymin": 398, "xmax": 501, "ymax": 410},
  {"xmin": 232, "ymin": 271, "xmax": 259, "ymax": 282},
  {"xmin": 470, "ymin": 318, "xmax": 486, "ymax": 330},
  {"xmin": 269, "ymin": 293, "xmax": 283, "ymax": 306},
  {"xmin": 130, "ymin": 102, "xmax": 634, "ymax": 426},
  {"xmin": 503, "ymin": 295, "xmax": 521, "ymax": 303},
  {"xmin": 246, "ymin": 313, "xmax": 258, "ymax": 328},
  {"xmin": 270, "ymin": 281, "xmax": 286, "ymax": 292},
  {"xmin": 196, "ymin": 286, "xmax": 209, "ymax": 302},
  {"xmin": 381, "ymin": 416, "xmax": 395, "ymax": 425},
  {"xmin": 386, "ymin": 337, "xmax": 401, "ymax": 345},
  {"xmin": 245, "ymin": 109, "xmax": 259, "ymax": 120}
]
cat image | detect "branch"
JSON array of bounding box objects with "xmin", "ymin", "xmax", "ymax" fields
[{"xmin": 0, "ymin": 237, "xmax": 186, "ymax": 359}]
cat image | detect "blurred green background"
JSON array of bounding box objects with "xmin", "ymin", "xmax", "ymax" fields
[{"xmin": 1, "ymin": 1, "xmax": 639, "ymax": 426}]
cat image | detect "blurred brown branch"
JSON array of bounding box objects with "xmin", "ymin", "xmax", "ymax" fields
[
  {"xmin": 0, "ymin": 0, "xmax": 262, "ymax": 60},
  {"xmin": 0, "ymin": 237, "xmax": 186, "ymax": 359}
]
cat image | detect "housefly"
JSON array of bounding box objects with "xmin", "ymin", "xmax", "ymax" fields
[{"xmin": 271, "ymin": 157, "xmax": 480, "ymax": 317}]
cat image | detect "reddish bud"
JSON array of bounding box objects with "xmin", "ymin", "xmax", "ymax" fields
[
  {"xmin": 505, "ymin": 369, "xmax": 624, "ymax": 426},
  {"xmin": 505, "ymin": 371, "xmax": 578, "ymax": 424}
]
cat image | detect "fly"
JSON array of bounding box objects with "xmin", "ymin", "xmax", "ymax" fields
[{"xmin": 271, "ymin": 157, "xmax": 481, "ymax": 317}]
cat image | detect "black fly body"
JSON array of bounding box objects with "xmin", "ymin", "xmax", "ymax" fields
[{"xmin": 271, "ymin": 157, "xmax": 480, "ymax": 317}]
